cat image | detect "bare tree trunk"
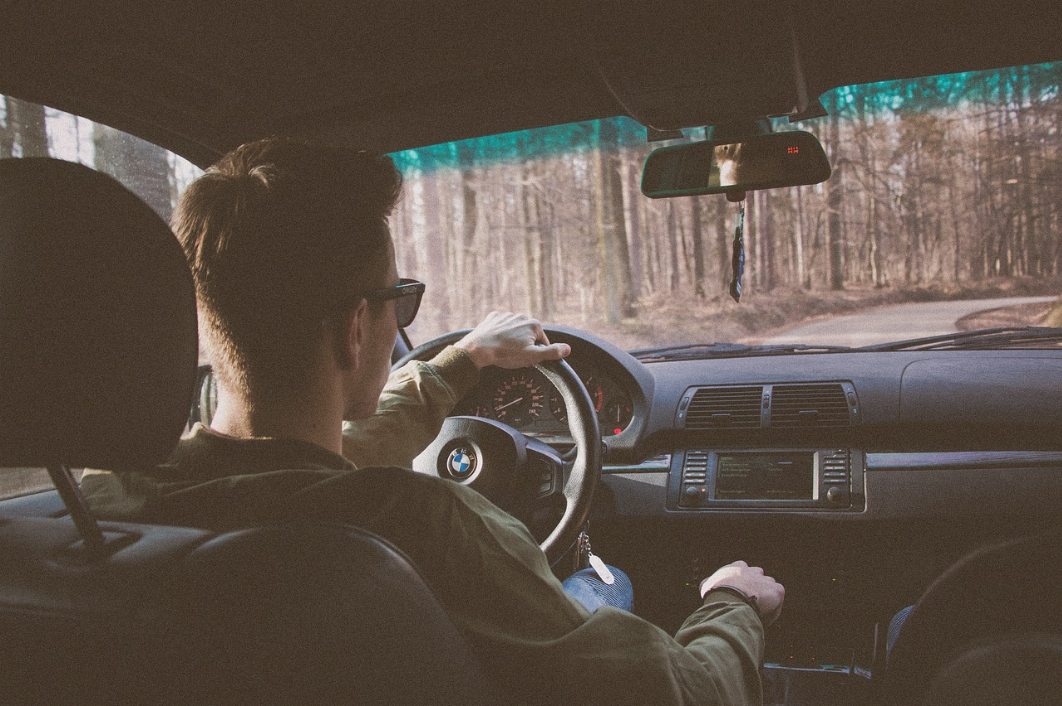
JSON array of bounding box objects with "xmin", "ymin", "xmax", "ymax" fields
[
  {"xmin": 666, "ymin": 201, "xmax": 680, "ymax": 293},
  {"xmin": 593, "ymin": 123, "xmax": 620, "ymax": 323},
  {"xmin": 623, "ymin": 161, "xmax": 645, "ymax": 300},
  {"xmin": 1016, "ymin": 66, "xmax": 1040, "ymax": 276},
  {"xmin": 644, "ymin": 200, "xmax": 659, "ymax": 295},
  {"xmin": 948, "ymin": 179, "xmax": 963, "ymax": 283},
  {"xmin": 539, "ymin": 185, "xmax": 557, "ymax": 319},
  {"xmin": 520, "ymin": 163, "xmax": 541, "ymax": 314},
  {"xmin": 592, "ymin": 120, "xmax": 635, "ymax": 323},
  {"xmin": 607, "ymin": 146, "xmax": 635, "ymax": 317},
  {"xmin": 826, "ymin": 92, "xmax": 845, "ymax": 290},
  {"xmin": 690, "ymin": 198, "xmax": 706, "ymax": 298},
  {"xmin": 420, "ymin": 173, "xmax": 453, "ymax": 333},
  {"xmin": 746, "ymin": 190, "xmax": 759, "ymax": 291},
  {"xmin": 759, "ymin": 190, "xmax": 775, "ymax": 291},
  {"xmin": 456, "ymin": 142, "xmax": 480, "ymax": 306},
  {"xmin": 793, "ymin": 188, "xmax": 806, "ymax": 288}
]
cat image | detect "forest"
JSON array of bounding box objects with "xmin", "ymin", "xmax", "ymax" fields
[{"xmin": 3, "ymin": 61, "xmax": 1060, "ymax": 346}]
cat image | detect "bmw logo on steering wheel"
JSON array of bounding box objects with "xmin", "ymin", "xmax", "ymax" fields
[{"xmin": 446, "ymin": 447, "xmax": 478, "ymax": 480}]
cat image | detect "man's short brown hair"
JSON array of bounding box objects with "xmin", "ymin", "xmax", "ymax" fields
[{"xmin": 172, "ymin": 137, "xmax": 402, "ymax": 395}]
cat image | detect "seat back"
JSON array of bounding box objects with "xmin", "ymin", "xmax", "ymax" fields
[
  {"xmin": 0, "ymin": 516, "xmax": 487, "ymax": 705},
  {"xmin": 0, "ymin": 158, "xmax": 486, "ymax": 705},
  {"xmin": 0, "ymin": 158, "xmax": 197, "ymax": 471}
]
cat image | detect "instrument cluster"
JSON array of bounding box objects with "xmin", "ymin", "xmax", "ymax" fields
[{"xmin": 452, "ymin": 361, "xmax": 634, "ymax": 441}]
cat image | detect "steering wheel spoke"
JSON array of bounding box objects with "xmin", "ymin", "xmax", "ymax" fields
[{"xmin": 525, "ymin": 438, "xmax": 567, "ymax": 501}]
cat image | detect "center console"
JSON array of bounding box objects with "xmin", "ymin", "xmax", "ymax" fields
[{"xmin": 666, "ymin": 448, "xmax": 865, "ymax": 511}]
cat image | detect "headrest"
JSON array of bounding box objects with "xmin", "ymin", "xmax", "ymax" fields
[{"xmin": 0, "ymin": 158, "xmax": 197, "ymax": 470}]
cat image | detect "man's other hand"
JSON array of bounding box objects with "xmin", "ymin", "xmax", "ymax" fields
[
  {"xmin": 700, "ymin": 560, "xmax": 785, "ymax": 626},
  {"xmin": 455, "ymin": 311, "xmax": 570, "ymax": 369}
]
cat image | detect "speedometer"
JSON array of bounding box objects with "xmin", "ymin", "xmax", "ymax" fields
[{"xmin": 492, "ymin": 371, "xmax": 545, "ymax": 427}]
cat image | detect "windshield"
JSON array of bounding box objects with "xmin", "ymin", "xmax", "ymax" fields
[
  {"xmin": 391, "ymin": 62, "xmax": 1062, "ymax": 351},
  {"xmin": 3, "ymin": 61, "xmax": 1060, "ymax": 356}
]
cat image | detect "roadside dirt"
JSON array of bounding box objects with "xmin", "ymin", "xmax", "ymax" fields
[
  {"xmin": 589, "ymin": 277, "xmax": 1062, "ymax": 350},
  {"xmin": 956, "ymin": 301, "xmax": 1060, "ymax": 330}
]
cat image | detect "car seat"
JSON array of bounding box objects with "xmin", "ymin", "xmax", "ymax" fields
[{"xmin": 0, "ymin": 157, "xmax": 487, "ymax": 705}]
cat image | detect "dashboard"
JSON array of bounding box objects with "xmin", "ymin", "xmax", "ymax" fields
[{"xmin": 446, "ymin": 326, "xmax": 1062, "ymax": 524}]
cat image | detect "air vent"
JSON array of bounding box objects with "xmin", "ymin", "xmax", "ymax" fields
[
  {"xmin": 684, "ymin": 386, "xmax": 763, "ymax": 430},
  {"xmin": 771, "ymin": 384, "xmax": 852, "ymax": 428}
]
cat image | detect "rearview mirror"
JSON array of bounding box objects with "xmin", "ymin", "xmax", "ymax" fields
[{"xmin": 641, "ymin": 131, "xmax": 831, "ymax": 198}]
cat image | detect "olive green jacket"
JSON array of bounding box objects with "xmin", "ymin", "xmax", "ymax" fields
[
  {"xmin": 340, "ymin": 346, "xmax": 480, "ymax": 468},
  {"xmin": 82, "ymin": 347, "xmax": 764, "ymax": 705}
]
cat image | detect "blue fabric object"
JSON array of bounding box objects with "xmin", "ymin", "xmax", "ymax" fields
[
  {"xmin": 728, "ymin": 201, "xmax": 746, "ymax": 303},
  {"xmin": 562, "ymin": 566, "xmax": 634, "ymax": 613},
  {"xmin": 887, "ymin": 604, "xmax": 916, "ymax": 661}
]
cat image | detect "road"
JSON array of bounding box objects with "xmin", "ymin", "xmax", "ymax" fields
[{"xmin": 764, "ymin": 296, "xmax": 1058, "ymax": 348}]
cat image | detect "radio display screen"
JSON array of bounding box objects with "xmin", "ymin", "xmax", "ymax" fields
[{"xmin": 715, "ymin": 452, "xmax": 815, "ymax": 500}]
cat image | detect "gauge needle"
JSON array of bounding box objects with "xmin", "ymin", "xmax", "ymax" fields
[{"xmin": 496, "ymin": 397, "xmax": 524, "ymax": 411}]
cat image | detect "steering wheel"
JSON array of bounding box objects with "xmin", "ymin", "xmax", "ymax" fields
[{"xmin": 393, "ymin": 331, "xmax": 602, "ymax": 565}]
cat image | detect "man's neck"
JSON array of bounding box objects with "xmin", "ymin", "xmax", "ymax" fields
[{"xmin": 210, "ymin": 384, "xmax": 345, "ymax": 455}]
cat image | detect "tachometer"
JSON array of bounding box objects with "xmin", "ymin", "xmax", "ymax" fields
[
  {"xmin": 582, "ymin": 374, "xmax": 604, "ymax": 412},
  {"xmin": 492, "ymin": 371, "xmax": 545, "ymax": 427}
]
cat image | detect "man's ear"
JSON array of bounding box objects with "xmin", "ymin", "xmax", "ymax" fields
[{"xmin": 329, "ymin": 299, "xmax": 369, "ymax": 371}]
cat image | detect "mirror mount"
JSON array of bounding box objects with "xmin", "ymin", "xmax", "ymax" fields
[
  {"xmin": 788, "ymin": 97, "xmax": 829, "ymax": 124},
  {"xmin": 646, "ymin": 126, "xmax": 685, "ymax": 143},
  {"xmin": 707, "ymin": 119, "xmax": 773, "ymax": 144}
]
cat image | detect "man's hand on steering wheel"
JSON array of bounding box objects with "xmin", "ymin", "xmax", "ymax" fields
[{"xmin": 454, "ymin": 311, "xmax": 571, "ymax": 369}]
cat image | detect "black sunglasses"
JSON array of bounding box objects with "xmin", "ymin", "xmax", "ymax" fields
[{"xmin": 361, "ymin": 278, "xmax": 426, "ymax": 328}]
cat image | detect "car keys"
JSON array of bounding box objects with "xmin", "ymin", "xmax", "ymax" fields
[{"xmin": 577, "ymin": 530, "xmax": 615, "ymax": 584}]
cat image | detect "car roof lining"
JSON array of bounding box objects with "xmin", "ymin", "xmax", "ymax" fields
[{"xmin": 0, "ymin": 0, "xmax": 1059, "ymax": 167}]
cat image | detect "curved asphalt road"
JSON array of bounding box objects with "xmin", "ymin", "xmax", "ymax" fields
[{"xmin": 764, "ymin": 296, "xmax": 1058, "ymax": 348}]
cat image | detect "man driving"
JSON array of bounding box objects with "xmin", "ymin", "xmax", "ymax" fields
[{"xmin": 82, "ymin": 136, "xmax": 784, "ymax": 705}]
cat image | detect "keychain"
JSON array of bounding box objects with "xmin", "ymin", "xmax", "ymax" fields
[{"xmin": 576, "ymin": 530, "xmax": 615, "ymax": 584}]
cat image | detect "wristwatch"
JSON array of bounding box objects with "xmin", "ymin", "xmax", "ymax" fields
[{"xmin": 701, "ymin": 582, "xmax": 759, "ymax": 611}]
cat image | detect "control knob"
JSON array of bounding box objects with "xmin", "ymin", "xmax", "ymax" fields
[
  {"xmin": 826, "ymin": 486, "xmax": 848, "ymax": 503},
  {"xmin": 682, "ymin": 485, "xmax": 706, "ymax": 506}
]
